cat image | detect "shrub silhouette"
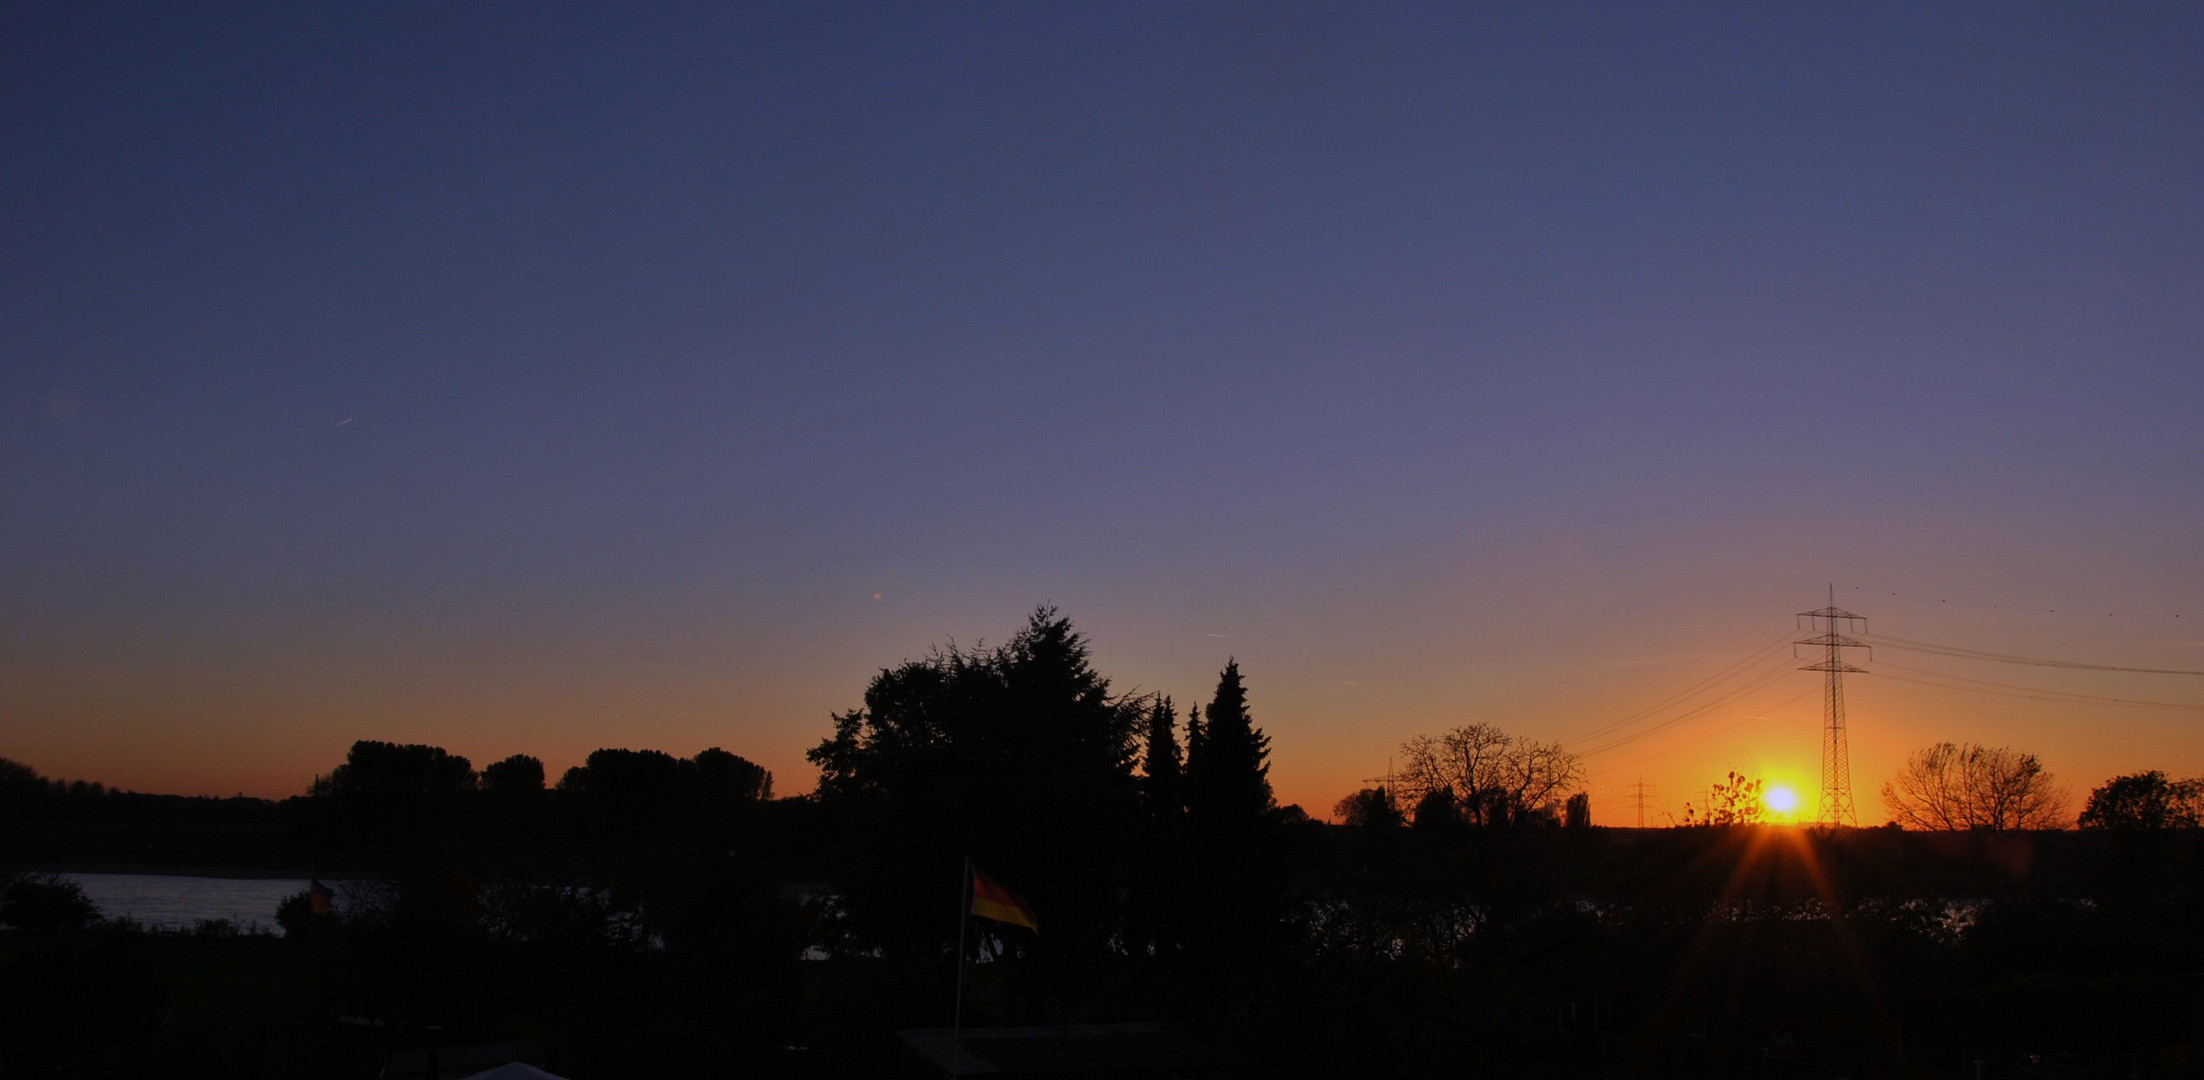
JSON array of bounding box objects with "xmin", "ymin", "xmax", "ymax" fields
[
  {"xmin": 0, "ymin": 872, "xmax": 100, "ymax": 932},
  {"xmin": 276, "ymin": 888, "xmax": 338, "ymax": 939}
]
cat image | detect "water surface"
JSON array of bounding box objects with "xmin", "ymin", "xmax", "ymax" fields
[{"xmin": 61, "ymin": 872, "xmax": 319, "ymax": 933}]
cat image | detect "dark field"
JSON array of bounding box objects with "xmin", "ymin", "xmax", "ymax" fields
[{"xmin": 10, "ymin": 817, "xmax": 2204, "ymax": 1079}]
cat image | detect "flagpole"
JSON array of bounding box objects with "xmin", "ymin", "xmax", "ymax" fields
[{"xmin": 952, "ymin": 854, "xmax": 970, "ymax": 1077}]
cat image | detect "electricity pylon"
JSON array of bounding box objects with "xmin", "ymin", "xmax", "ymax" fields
[{"xmin": 1796, "ymin": 585, "xmax": 1869, "ymax": 827}]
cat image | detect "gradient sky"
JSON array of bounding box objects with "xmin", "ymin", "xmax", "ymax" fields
[{"xmin": 5, "ymin": 4, "xmax": 2201, "ymax": 825}]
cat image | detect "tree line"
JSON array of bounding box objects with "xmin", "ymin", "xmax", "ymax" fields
[
  {"xmin": 306, "ymin": 740, "xmax": 772, "ymax": 848},
  {"xmin": 12, "ymin": 606, "xmax": 2204, "ymax": 1078},
  {"xmin": 1333, "ymin": 732, "xmax": 2196, "ymax": 835}
]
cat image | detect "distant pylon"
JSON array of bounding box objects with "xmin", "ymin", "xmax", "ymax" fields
[
  {"xmin": 1796, "ymin": 585, "xmax": 1869, "ymax": 826},
  {"xmin": 1627, "ymin": 779, "xmax": 1652, "ymax": 829},
  {"xmin": 1359, "ymin": 756, "xmax": 1402, "ymax": 818}
]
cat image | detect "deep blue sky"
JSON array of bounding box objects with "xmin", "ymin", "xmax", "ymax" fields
[{"xmin": 6, "ymin": 3, "xmax": 2201, "ymax": 818}]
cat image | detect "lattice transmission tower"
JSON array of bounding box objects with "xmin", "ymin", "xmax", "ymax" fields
[
  {"xmin": 1627, "ymin": 779, "xmax": 1652, "ymax": 829},
  {"xmin": 1795, "ymin": 586, "xmax": 1870, "ymax": 826}
]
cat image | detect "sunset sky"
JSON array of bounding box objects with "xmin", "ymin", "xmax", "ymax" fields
[{"xmin": 5, "ymin": 4, "xmax": 2201, "ymax": 825}]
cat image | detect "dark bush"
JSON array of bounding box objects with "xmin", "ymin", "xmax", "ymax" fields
[
  {"xmin": 274, "ymin": 888, "xmax": 340, "ymax": 939},
  {"xmin": 0, "ymin": 871, "xmax": 101, "ymax": 932}
]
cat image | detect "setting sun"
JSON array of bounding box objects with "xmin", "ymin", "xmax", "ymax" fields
[{"xmin": 1765, "ymin": 785, "xmax": 1799, "ymax": 817}]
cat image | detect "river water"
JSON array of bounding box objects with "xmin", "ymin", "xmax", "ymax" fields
[{"xmin": 60, "ymin": 872, "xmax": 327, "ymax": 934}]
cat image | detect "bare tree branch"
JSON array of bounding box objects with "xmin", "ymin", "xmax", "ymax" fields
[{"xmin": 1882, "ymin": 742, "xmax": 2070, "ymax": 831}]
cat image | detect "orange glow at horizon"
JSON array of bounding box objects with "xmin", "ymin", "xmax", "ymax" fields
[{"xmin": 8, "ymin": 589, "xmax": 2204, "ymax": 824}]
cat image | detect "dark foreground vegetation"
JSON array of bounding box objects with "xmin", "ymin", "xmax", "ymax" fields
[{"xmin": 7, "ymin": 610, "xmax": 2204, "ymax": 1079}]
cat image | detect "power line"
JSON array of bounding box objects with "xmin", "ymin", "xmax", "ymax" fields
[
  {"xmin": 1868, "ymin": 665, "xmax": 2204, "ymax": 712},
  {"xmin": 1864, "ymin": 633, "xmax": 2204, "ymax": 676},
  {"xmin": 1876, "ymin": 660, "xmax": 2204, "ymax": 707},
  {"xmin": 1561, "ymin": 630, "xmax": 1799, "ymax": 747},
  {"xmin": 1572, "ymin": 660, "xmax": 1800, "ymax": 760},
  {"xmin": 1587, "ymin": 686, "xmax": 1818, "ymax": 777},
  {"xmin": 1573, "ymin": 661, "xmax": 1796, "ymax": 757}
]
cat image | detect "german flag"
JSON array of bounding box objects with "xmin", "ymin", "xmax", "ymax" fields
[{"xmin": 969, "ymin": 868, "xmax": 1038, "ymax": 933}]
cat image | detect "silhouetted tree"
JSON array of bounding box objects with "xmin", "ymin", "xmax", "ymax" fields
[
  {"xmin": 807, "ymin": 606, "xmax": 1144, "ymax": 958},
  {"xmin": 690, "ymin": 747, "xmax": 773, "ymax": 846},
  {"xmin": 1684, "ymin": 771, "xmax": 1765, "ymax": 826},
  {"xmin": 556, "ymin": 747, "xmax": 772, "ymax": 842},
  {"xmin": 1172, "ymin": 660, "xmax": 1290, "ymax": 979},
  {"xmin": 482, "ymin": 753, "xmax": 546, "ymax": 796},
  {"xmin": 1141, "ymin": 695, "xmax": 1183, "ymax": 817},
  {"xmin": 311, "ymin": 740, "xmax": 476, "ymax": 843},
  {"xmin": 1183, "ymin": 703, "xmax": 1205, "ymax": 785},
  {"xmin": 562, "ymin": 749, "xmax": 688, "ymax": 836},
  {"xmin": 471, "ymin": 753, "xmax": 546, "ymax": 843},
  {"xmin": 0, "ymin": 758, "xmax": 46, "ymax": 840},
  {"xmin": 1124, "ymin": 698, "xmax": 1191, "ymax": 963},
  {"xmin": 694, "ymin": 748, "xmax": 772, "ymax": 803},
  {"xmin": 1397, "ymin": 723, "xmax": 1580, "ymax": 827},
  {"xmin": 1184, "ymin": 659, "xmax": 1272, "ymax": 825},
  {"xmin": 1564, "ymin": 791, "xmax": 1591, "ymax": 829},
  {"xmin": 1882, "ymin": 742, "xmax": 2069, "ymax": 830},
  {"xmin": 2079, "ymin": 770, "xmax": 2204, "ymax": 830},
  {"xmin": 1412, "ymin": 786, "xmax": 1460, "ymax": 833},
  {"xmin": 1334, "ymin": 786, "xmax": 1403, "ymax": 828},
  {"xmin": 0, "ymin": 872, "xmax": 100, "ymax": 932},
  {"xmin": 0, "ymin": 756, "xmax": 40, "ymax": 798}
]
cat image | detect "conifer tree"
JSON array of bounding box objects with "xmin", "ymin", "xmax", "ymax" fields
[
  {"xmin": 1183, "ymin": 702, "xmax": 1205, "ymax": 781},
  {"xmin": 1142, "ymin": 695, "xmax": 1182, "ymax": 816},
  {"xmin": 1185, "ymin": 659, "xmax": 1272, "ymax": 824}
]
